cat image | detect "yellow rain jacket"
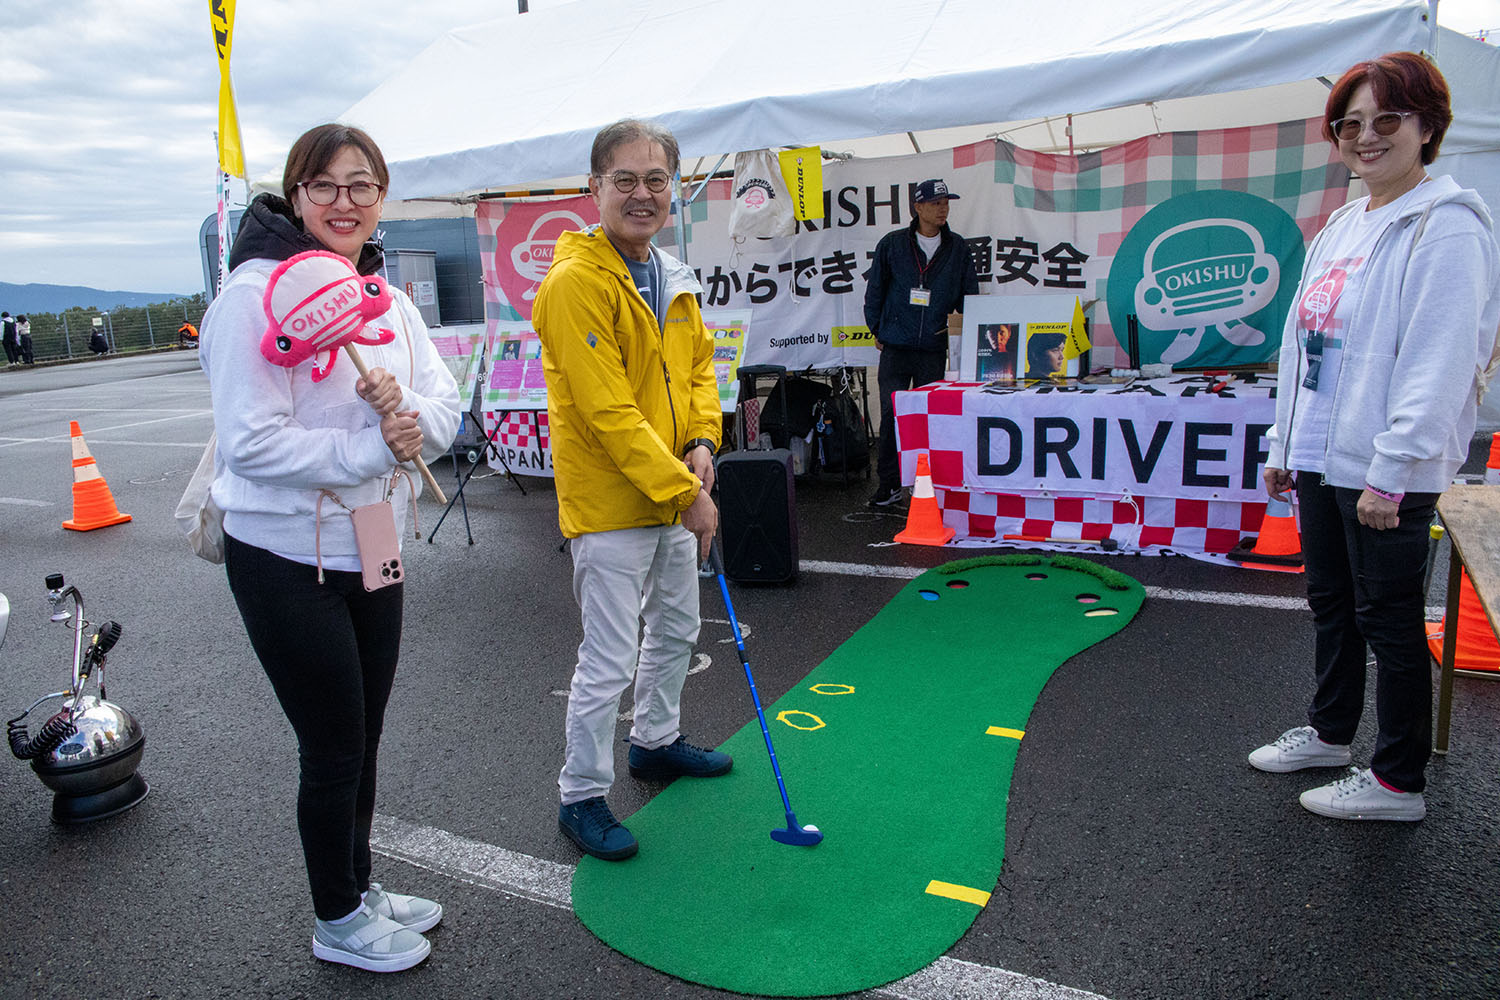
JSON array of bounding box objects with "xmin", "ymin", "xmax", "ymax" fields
[{"xmin": 534, "ymin": 227, "xmax": 721, "ymax": 538}]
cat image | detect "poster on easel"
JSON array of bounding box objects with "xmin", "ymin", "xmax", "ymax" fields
[
  {"xmin": 702, "ymin": 308, "xmax": 753, "ymax": 413},
  {"xmin": 484, "ymin": 321, "xmax": 548, "ymax": 411},
  {"xmin": 960, "ymin": 295, "xmax": 1084, "ymax": 383}
]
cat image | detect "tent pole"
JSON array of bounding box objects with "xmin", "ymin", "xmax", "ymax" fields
[{"xmin": 673, "ymin": 169, "xmax": 689, "ymax": 263}]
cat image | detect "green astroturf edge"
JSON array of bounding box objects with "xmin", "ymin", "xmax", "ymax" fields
[{"xmin": 570, "ymin": 557, "xmax": 1145, "ymax": 996}]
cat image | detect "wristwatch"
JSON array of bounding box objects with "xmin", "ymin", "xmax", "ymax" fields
[{"xmin": 682, "ymin": 438, "xmax": 717, "ymax": 458}]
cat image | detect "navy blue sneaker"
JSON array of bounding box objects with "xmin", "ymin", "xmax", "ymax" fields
[
  {"xmin": 628, "ymin": 735, "xmax": 733, "ymax": 781},
  {"xmin": 558, "ymin": 797, "xmax": 638, "ymax": 861}
]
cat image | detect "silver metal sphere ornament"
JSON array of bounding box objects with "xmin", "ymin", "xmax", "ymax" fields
[{"xmin": 5, "ymin": 574, "xmax": 148, "ymax": 823}]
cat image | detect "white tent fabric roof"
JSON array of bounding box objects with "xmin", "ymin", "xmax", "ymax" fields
[{"xmin": 344, "ymin": 0, "xmax": 1437, "ymax": 201}]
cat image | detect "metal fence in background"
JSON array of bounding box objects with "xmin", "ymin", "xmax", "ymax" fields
[{"xmin": 20, "ymin": 299, "xmax": 209, "ymax": 363}]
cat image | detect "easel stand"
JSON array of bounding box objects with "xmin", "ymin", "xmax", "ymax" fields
[{"xmin": 427, "ymin": 407, "xmax": 526, "ymax": 545}]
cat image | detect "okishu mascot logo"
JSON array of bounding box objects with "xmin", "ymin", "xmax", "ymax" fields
[
  {"xmin": 1107, "ymin": 190, "xmax": 1304, "ymax": 368},
  {"xmin": 488, "ymin": 200, "xmax": 598, "ymax": 320}
]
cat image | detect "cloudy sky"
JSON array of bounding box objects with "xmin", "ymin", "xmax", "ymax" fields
[{"xmin": 0, "ymin": 0, "xmax": 1496, "ymax": 298}]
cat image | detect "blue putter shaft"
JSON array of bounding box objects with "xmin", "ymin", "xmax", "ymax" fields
[{"xmin": 711, "ymin": 542, "xmax": 822, "ymax": 846}]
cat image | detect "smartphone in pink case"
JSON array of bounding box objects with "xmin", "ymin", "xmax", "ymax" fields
[{"xmin": 350, "ymin": 501, "xmax": 405, "ymax": 591}]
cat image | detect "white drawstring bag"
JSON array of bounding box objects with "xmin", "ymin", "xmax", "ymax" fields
[
  {"xmin": 175, "ymin": 432, "xmax": 226, "ymax": 563},
  {"xmin": 728, "ymin": 149, "xmax": 794, "ymax": 240}
]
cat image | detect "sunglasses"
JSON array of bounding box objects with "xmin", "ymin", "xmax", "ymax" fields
[{"xmin": 1329, "ymin": 111, "xmax": 1417, "ymax": 142}]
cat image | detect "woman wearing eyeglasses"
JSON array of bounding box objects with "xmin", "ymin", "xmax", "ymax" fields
[
  {"xmin": 1252, "ymin": 53, "xmax": 1500, "ymax": 821},
  {"xmin": 199, "ymin": 123, "xmax": 460, "ymax": 970}
]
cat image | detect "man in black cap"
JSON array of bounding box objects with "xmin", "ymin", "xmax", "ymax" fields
[{"xmin": 862, "ymin": 178, "xmax": 979, "ymax": 506}]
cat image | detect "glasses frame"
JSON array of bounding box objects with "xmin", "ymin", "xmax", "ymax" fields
[
  {"xmin": 597, "ymin": 170, "xmax": 673, "ymax": 195},
  {"xmin": 1329, "ymin": 111, "xmax": 1417, "ymax": 142},
  {"xmin": 296, "ymin": 180, "xmax": 386, "ymax": 207}
]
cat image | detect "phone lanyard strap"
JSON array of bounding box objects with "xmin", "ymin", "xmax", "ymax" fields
[{"xmin": 311, "ymin": 471, "xmax": 417, "ymax": 584}]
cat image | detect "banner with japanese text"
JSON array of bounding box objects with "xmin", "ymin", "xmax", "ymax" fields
[{"xmin": 477, "ymin": 121, "xmax": 1346, "ymax": 372}]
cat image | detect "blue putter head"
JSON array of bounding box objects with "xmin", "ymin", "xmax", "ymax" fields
[{"xmin": 771, "ymin": 816, "xmax": 823, "ymax": 846}]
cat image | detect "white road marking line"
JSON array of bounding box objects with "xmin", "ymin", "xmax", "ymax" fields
[
  {"xmin": 371, "ymin": 813, "xmax": 573, "ymax": 910},
  {"xmin": 369, "ymin": 813, "xmax": 1111, "ymax": 1000},
  {"xmin": 0, "ymin": 497, "xmax": 52, "ymax": 507},
  {"xmin": 885, "ymin": 956, "xmax": 1109, "ymax": 1000}
]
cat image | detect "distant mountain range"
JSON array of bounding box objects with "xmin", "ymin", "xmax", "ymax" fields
[{"xmin": 0, "ymin": 281, "xmax": 194, "ymax": 315}]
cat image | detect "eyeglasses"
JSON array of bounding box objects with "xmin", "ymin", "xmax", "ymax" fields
[
  {"xmin": 598, "ymin": 170, "xmax": 672, "ymax": 195},
  {"xmin": 1329, "ymin": 111, "xmax": 1417, "ymax": 142},
  {"xmin": 297, "ymin": 180, "xmax": 385, "ymax": 207}
]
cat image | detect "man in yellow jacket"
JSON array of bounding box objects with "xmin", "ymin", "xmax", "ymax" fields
[{"xmin": 535, "ymin": 119, "xmax": 729, "ymax": 861}]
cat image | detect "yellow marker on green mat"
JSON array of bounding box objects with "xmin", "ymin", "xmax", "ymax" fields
[
  {"xmin": 925, "ymin": 880, "xmax": 991, "ymax": 907},
  {"xmin": 986, "ymin": 726, "xmax": 1025, "ymax": 740}
]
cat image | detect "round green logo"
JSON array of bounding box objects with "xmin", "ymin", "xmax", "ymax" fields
[{"xmin": 1106, "ymin": 190, "xmax": 1304, "ymax": 368}]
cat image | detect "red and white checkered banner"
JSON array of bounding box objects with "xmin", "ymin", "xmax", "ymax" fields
[
  {"xmin": 895, "ymin": 374, "xmax": 1277, "ymax": 502},
  {"xmin": 893, "ymin": 374, "xmax": 1279, "ymax": 552},
  {"xmin": 933, "ymin": 487, "xmax": 1268, "ymax": 554},
  {"xmin": 483, "ymin": 409, "xmax": 553, "ymax": 478}
]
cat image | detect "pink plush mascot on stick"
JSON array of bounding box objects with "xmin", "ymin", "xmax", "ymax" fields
[
  {"xmin": 258, "ymin": 250, "xmax": 446, "ymax": 502},
  {"xmin": 260, "ymin": 250, "xmax": 396, "ymax": 381}
]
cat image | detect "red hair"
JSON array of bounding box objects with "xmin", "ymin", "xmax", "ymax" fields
[{"xmin": 1324, "ymin": 51, "xmax": 1452, "ymax": 165}]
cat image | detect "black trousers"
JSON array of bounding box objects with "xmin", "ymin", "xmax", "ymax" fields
[
  {"xmin": 1297, "ymin": 475, "xmax": 1437, "ymax": 792},
  {"xmin": 225, "ymin": 534, "xmax": 404, "ymax": 920},
  {"xmin": 1, "ymin": 333, "xmax": 16, "ymax": 364},
  {"xmin": 875, "ymin": 344, "xmax": 946, "ymax": 490}
]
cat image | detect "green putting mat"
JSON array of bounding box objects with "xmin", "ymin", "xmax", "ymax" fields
[{"xmin": 571, "ymin": 555, "xmax": 1145, "ymax": 996}]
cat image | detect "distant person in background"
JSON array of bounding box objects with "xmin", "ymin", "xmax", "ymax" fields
[
  {"xmin": 1, "ymin": 312, "xmax": 17, "ymax": 366},
  {"xmin": 16, "ymin": 315, "xmax": 33, "ymax": 366},
  {"xmin": 15, "ymin": 314, "xmax": 33, "ymax": 365},
  {"xmin": 1024, "ymin": 332, "xmax": 1066, "ymax": 379},
  {"xmin": 862, "ymin": 178, "xmax": 979, "ymax": 507},
  {"xmin": 88, "ymin": 326, "xmax": 109, "ymax": 355},
  {"xmin": 178, "ymin": 321, "xmax": 199, "ymax": 348}
]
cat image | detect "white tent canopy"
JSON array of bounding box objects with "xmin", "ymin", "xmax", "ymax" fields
[{"xmin": 344, "ymin": 0, "xmax": 1445, "ymax": 201}]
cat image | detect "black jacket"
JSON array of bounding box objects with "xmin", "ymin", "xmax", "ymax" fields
[
  {"xmin": 227, "ymin": 193, "xmax": 384, "ymax": 275},
  {"xmin": 862, "ymin": 220, "xmax": 978, "ymax": 352}
]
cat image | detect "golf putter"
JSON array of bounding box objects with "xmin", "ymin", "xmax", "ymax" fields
[{"xmin": 710, "ymin": 539, "xmax": 822, "ymax": 846}]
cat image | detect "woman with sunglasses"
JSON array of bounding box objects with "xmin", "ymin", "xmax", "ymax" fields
[
  {"xmin": 1251, "ymin": 53, "xmax": 1500, "ymax": 821},
  {"xmin": 200, "ymin": 123, "xmax": 460, "ymax": 970}
]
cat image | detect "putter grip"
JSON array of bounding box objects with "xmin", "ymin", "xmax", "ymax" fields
[{"xmin": 342, "ymin": 344, "xmax": 448, "ymax": 504}]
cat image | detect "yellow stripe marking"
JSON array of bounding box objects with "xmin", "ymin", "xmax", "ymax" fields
[
  {"xmin": 925, "ymin": 880, "xmax": 991, "ymax": 907},
  {"xmin": 986, "ymin": 726, "xmax": 1025, "ymax": 740}
]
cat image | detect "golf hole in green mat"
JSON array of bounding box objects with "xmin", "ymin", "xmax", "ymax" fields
[{"xmin": 571, "ymin": 555, "xmax": 1145, "ymax": 997}]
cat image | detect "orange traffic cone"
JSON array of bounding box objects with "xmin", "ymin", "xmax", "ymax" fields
[
  {"xmin": 1426, "ymin": 569, "xmax": 1500, "ymax": 673},
  {"xmin": 895, "ymin": 452, "xmax": 954, "ymax": 546},
  {"xmin": 1485, "ymin": 431, "xmax": 1500, "ymax": 485},
  {"xmin": 1226, "ymin": 494, "xmax": 1302, "ymax": 573},
  {"xmin": 62, "ymin": 421, "xmax": 132, "ymax": 531}
]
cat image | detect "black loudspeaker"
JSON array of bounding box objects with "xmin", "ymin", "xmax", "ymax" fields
[{"xmin": 717, "ymin": 449, "xmax": 798, "ymax": 584}]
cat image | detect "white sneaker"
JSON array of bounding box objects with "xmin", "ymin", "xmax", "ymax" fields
[
  {"xmin": 1248, "ymin": 725, "xmax": 1351, "ymax": 773},
  {"xmin": 1299, "ymin": 767, "xmax": 1426, "ymax": 822},
  {"xmin": 365, "ymin": 882, "xmax": 443, "ymax": 933},
  {"xmin": 312, "ymin": 903, "xmax": 431, "ymax": 972}
]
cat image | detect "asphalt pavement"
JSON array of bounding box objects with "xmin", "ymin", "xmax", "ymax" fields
[{"xmin": 0, "ymin": 354, "xmax": 1495, "ymax": 1000}]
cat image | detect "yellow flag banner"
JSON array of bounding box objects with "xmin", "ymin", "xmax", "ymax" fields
[
  {"xmin": 210, "ymin": 0, "xmax": 245, "ymax": 178},
  {"xmin": 1064, "ymin": 295, "xmax": 1092, "ymax": 359},
  {"xmin": 777, "ymin": 147, "xmax": 824, "ymax": 221}
]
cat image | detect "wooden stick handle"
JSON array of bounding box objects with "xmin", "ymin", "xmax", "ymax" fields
[{"xmin": 343, "ymin": 344, "xmax": 448, "ymax": 504}]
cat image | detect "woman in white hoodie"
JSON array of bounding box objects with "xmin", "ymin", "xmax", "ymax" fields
[
  {"xmin": 200, "ymin": 124, "xmax": 460, "ymax": 970},
  {"xmin": 1249, "ymin": 52, "xmax": 1500, "ymax": 821}
]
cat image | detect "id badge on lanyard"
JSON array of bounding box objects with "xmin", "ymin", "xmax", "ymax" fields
[
  {"xmin": 909, "ymin": 287, "xmax": 931, "ymax": 307},
  {"xmin": 1301, "ymin": 329, "xmax": 1324, "ymax": 391}
]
